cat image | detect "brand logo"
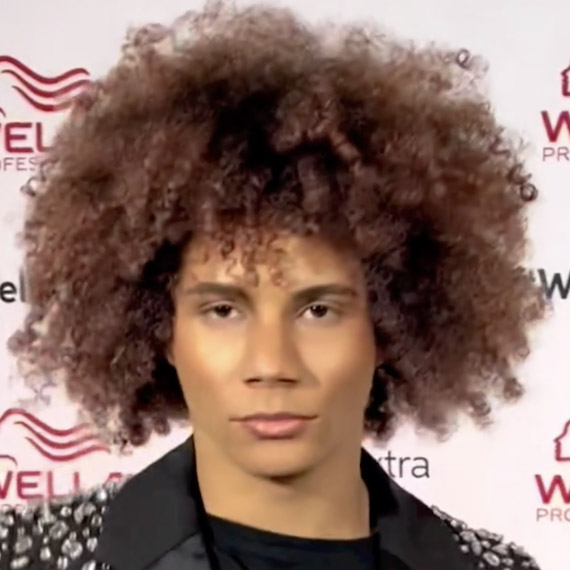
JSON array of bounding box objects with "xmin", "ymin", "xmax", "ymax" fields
[
  {"xmin": 555, "ymin": 419, "xmax": 570, "ymax": 462},
  {"xmin": 541, "ymin": 60, "xmax": 570, "ymax": 162},
  {"xmin": 0, "ymin": 269, "xmax": 26, "ymax": 303},
  {"xmin": 534, "ymin": 418, "xmax": 570, "ymax": 522},
  {"xmin": 0, "ymin": 408, "xmax": 126, "ymax": 504},
  {"xmin": 0, "ymin": 56, "xmax": 90, "ymax": 173},
  {"xmin": 1, "ymin": 267, "xmax": 562, "ymax": 307},
  {"xmin": 529, "ymin": 268, "xmax": 570, "ymax": 301},
  {"xmin": 562, "ymin": 62, "xmax": 570, "ymax": 98},
  {"xmin": 375, "ymin": 450, "xmax": 430, "ymax": 479}
]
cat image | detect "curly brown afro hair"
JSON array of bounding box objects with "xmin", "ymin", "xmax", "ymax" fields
[{"xmin": 8, "ymin": 1, "xmax": 547, "ymax": 448}]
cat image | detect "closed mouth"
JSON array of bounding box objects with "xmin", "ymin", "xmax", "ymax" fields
[{"xmin": 236, "ymin": 413, "xmax": 317, "ymax": 422}]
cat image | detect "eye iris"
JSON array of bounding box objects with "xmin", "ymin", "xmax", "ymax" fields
[
  {"xmin": 215, "ymin": 305, "xmax": 232, "ymax": 317},
  {"xmin": 310, "ymin": 304, "xmax": 328, "ymax": 317}
]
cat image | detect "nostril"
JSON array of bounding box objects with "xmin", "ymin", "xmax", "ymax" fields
[
  {"xmin": 244, "ymin": 376, "xmax": 298, "ymax": 385},
  {"xmin": 278, "ymin": 377, "xmax": 297, "ymax": 384},
  {"xmin": 245, "ymin": 377, "xmax": 263, "ymax": 385}
]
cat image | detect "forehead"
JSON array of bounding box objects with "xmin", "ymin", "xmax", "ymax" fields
[{"xmin": 180, "ymin": 233, "xmax": 363, "ymax": 287}]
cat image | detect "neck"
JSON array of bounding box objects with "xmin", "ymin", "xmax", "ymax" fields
[{"xmin": 193, "ymin": 435, "xmax": 370, "ymax": 540}]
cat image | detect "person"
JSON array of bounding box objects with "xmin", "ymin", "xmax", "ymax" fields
[{"xmin": 0, "ymin": 2, "xmax": 547, "ymax": 570}]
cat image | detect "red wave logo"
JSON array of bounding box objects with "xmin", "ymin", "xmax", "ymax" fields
[
  {"xmin": 0, "ymin": 56, "xmax": 90, "ymax": 113},
  {"xmin": 554, "ymin": 418, "xmax": 570, "ymax": 462},
  {"xmin": 0, "ymin": 454, "xmax": 16, "ymax": 466},
  {"xmin": 0, "ymin": 408, "xmax": 109, "ymax": 462}
]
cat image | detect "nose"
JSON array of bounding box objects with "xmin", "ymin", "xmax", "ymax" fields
[{"xmin": 243, "ymin": 319, "xmax": 301, "ymax": 386}]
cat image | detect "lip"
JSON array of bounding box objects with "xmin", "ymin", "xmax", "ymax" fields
[{"xmin": 235, "ymin": 413, "xmax": 317, "ymax": 439}]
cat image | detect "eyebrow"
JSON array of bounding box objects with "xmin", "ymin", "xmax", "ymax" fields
[{"xmin": 182, "ymin": 282, "xmax": 359, "ymax": 305}]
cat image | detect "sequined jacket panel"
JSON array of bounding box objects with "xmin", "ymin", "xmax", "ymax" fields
[{"xmin": 0, "ymin": 439, "xmax": 542, "ymax": 570}]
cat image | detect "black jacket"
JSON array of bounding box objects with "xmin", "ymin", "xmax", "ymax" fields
[{"xmin": 0, "ymin": 438, "xmax": 540, "ymax": 570}]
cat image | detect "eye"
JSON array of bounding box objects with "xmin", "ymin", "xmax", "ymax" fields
[
  {"xmin": 204, "ymin": 303, "xmax": 238, "ymax": 319},
  {"xmin": 302, "ymin": 303, "xmax": 338, "ymax": 320}
]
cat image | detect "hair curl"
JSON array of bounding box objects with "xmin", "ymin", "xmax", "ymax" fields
[{"xmin": 8, "ymin": 1, "xmax": 547, "ymax": 448}]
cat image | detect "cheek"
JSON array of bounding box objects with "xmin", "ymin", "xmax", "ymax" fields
[
  {"xmin": 299, "ymin": 321, "xmax": 376, "ymax": 403},
  {"xmin": 170, "ymin": 317, "xmax": 245, "ymax": 416}
]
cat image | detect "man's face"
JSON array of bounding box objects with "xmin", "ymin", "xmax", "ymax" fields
[{"xmin": 169, "ymin": 232, "xmax": 376, "ymax": 479}]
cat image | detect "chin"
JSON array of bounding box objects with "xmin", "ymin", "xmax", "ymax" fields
[{"xmin": 238, "ymin": 439, "xmax": 322, "ymax": 479}]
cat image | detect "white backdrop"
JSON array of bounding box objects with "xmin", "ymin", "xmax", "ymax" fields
[{"xmin": 0, "ymin": 1, "xmax": 569, "ymax": 569}]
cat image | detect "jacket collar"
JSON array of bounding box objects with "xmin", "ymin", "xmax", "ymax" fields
[
  {"xmin": 95, "ymin": 437, "xmax": 470, "ymax": 570},
  {"xmin": 95, "ymin": 438, "xmax": 201, "ymax": 570}
]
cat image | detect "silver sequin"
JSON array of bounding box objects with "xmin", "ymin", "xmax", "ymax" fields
[
  {"xmin": 13, "ymin": 536, "xmax": 32, "ymax": 555},
  {"xmin": 86, "ymin": 537, "xmax": 98, "ymax": 552},
  {"xmin": 0, "ymin": 481, "xmax": 120, "ymax": 570},
  {"xmin": 94, "ymin": 489, "xmax": 109, "ymax": 504},
  {"xmin": 39, "ymin": 504, "xmax": 55, "ymax": 523},
  {"xmin": 20, "ymin": 510, "xmax": 34, "ymax": 524},
  {"xmin": 9, "ymin": 555, "xmax": 29, "ymax": 569},
  {"xmin": 432, "ymin": 505, "xmax": 541, "ymax": 570},
  {"xmin": 49, "ymin": 521, "xmax": 69, "ymax": 541},
  {"xmin": 84, "ymin": 503, "xmax": 97, "ymax": 517},
  {"xmin": 62, "ymin": 538, "xmax": 84, "ymax": 560},
  {"xmin": 0, "ymin": 481, "xmax": 543, "ymax": 570},
  {"xmin": 483, "ymin": 551, "xmax": 501, "ymax": 566},
  {"xmin": 493, "ymin": 543, "xmax": 510, "ymax": 556},
  {"xmin": 73, "ymin": 505, "xmax": 86, "ymax": 525},
  {"xmin": 460, "ymin": 530, "xmax": 477, "ymax": 542},
  {"xmin": 39, "ymin": 546, "xmax": 52, "ymax": 561},
  {"xmin": 59, "ymin": 506, "xmax": 72, "ymax": 519},
  {"xmin": 471, "ymin": 541, "xmax": 483, "ymax": 556}
]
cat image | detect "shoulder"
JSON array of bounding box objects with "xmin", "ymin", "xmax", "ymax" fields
[
  {"xmin": 0, "ymin": 482, "xmax": 121, "ymax": 570},
  {"xmin": 0, "ymin": 484, "xmax": 544, "ymax": 570},
  {"xmin": 431, "ymin": 505, "xmax": 542, "ymax": 570}
]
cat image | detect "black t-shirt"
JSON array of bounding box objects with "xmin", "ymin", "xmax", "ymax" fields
[{"xmin": 207, "ymin": 514, "xmax": 379, "ymax": 570}]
